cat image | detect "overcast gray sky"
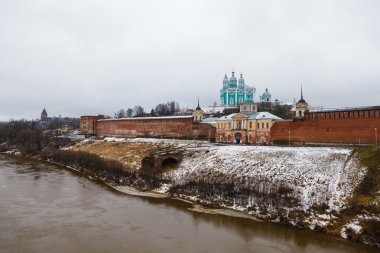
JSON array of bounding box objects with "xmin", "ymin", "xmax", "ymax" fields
[{"xmin": 0, "ymin": 0, "xmax": 379, "ymax": 120}]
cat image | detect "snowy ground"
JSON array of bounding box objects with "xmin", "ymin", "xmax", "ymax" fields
[
  {"xmin": 159, "ymin": 145, "xmax": 366, "ymax": 219},
  {"xmin": 98, "ymin": 138, "xmax": 365, "ymax": 213},
  {"xmin": 78, "ymin": 138, "xmax": 365, "ymax": 214}
]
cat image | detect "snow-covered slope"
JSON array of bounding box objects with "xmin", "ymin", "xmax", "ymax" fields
[
  {"xmin": 160, "ymin": 145, "xmax": 366, "ymax": 227},
  {"xmin": 68, "ymin": 138, "xmax": 378, "ymax": 245}
]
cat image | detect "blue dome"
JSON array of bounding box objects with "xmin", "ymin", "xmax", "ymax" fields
[
  {"xmin": 260, "ymin": 88, "xmax": 272, "ymax": 103},
  {"xmin": 229, "ymin": 72, "xmax": 237, "ymax": 87}
]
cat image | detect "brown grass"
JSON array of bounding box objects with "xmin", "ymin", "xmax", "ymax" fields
[
  {"xmin": 348, "ymin": 147, "xmax": 380, "ymax": 214},
  {"xmin": 71, "ymin": 140, "xmax": 175, "ymax": 170}
]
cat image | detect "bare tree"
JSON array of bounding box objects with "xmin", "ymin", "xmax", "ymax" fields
[
  {"xmin": 114, "ymin": 109, "xmax": 126, "ymax": 118},
  {"xmin": 257, "ymin": 102, "xmax": 293, "ymax": 119},
  {"xmin": 154, "ymin": 103, "xmax": 169, "ymax": 116},
  {"xmin": 153, "ymin": 101, "xmax": 180, "ymax": 116},
  {"xmin": 126, "ymin": 108, "xmax": 133, "ymax": 118},
  {"xmin": 168, "ymin": 101, "xmax": 176, "ymax": 115},
  {"xmin": 133, "ymin": 106, "xmax": 145, "ymax": 117}
]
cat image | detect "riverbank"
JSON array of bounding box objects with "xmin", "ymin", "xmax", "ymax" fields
[
  {"xmin": 2, "ymin": 138, "xmax": 380, "ymax": 248},
  {"xmin": 3, "ymin": 153, "xmax": 379, "ymax": 253},
  {"xmin": 0, "ymin": 151, "xmax": 260, "ymax": 223}
]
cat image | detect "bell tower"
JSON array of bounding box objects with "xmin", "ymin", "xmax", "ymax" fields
[
  {"xmin": 295, "ymin": 85, "xmax": 309, "ymax": 119},
  {"xmin": 41, "ymin": 108, "xmax": 48, "ymax": 121},
  {"xmin": 193, "ymin": 98, "xmax": 204, "ymax": 122}
]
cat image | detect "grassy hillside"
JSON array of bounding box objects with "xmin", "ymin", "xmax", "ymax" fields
[
  {"xmin": 339, "ymin": 147, "xmax": 380, "ymax": 245},
  {"xmin": 354, "ymin": 147, "xmax": 380, "ymax": 208}
]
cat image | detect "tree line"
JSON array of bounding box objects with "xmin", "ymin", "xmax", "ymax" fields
[
  {"xmin": 0, "ymin": 119, "xmax": 74, "ymax": 154},
  {"xmin": 257, "ymin": 102, "xmax": 293, "ymax": 119},
  {"xmin": 113, "ymin": 101, "xmax": 294, "ymax": 119},
  {"xmin": 0, "ymin": 120, "xmax": 47, "ymax": 154},
  {"xmin": 114, "ymin": 101, "xmax": 181, "ymax": 118}
]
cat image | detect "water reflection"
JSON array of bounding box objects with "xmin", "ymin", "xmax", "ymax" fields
[{"xmin": 0, "ymin": 154, "xmax": 376, "ymax": 253}]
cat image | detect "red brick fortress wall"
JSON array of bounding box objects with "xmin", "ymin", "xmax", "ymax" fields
[
  {"xmin": 80, "ymin": 115, "xmax": 105, "ymax": 136},
  {"xmin": 95, "ymin": 116, "xmax": 215, "ymax": 141},
  {"xmin": 271, "ymin": 107, "xmax": 380, "ymax": 145}
]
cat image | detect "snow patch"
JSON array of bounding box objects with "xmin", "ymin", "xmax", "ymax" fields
[
  {"xmin": 163, "ymin": 145, "xmax": 365, "ymax": 221},
  {"xmin": 341, "ymin": 219, "xmax": 363, "ymax": 239}
]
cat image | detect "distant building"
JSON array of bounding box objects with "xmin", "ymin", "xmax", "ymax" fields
[
  {"xmin": 40, "ymin": 108, "xmax": 49, "ymax": 126},
  {"xmin": 259, "ymin": 88, "xmax": 272, "ymax": 103},
  {"xmin": 41, "ymin": 108, "xmax": 48, "ymax": 121},
  {"xmin": 220, "ymin": 71, "xmax": 256, "ymax": 106},
  {"xmin": 214, "ymin": 99, "xmax": 282, "ymax": 144},
  {"xmin": 39, "ymin": 108, "xmax": 80, "ymax": 129}
]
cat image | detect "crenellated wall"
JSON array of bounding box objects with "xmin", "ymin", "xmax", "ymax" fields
[
  {"xmin": 81, "ymin": 116, "xmax": 215, "ymax": 141},
  {"xmin": 272, "ymin": 107, "xmax": 380, "ymax": 145}
]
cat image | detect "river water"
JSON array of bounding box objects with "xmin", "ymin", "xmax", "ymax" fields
[{"xmin": 0, "ymin": 154, "xmax": 377, "ymax": 253}]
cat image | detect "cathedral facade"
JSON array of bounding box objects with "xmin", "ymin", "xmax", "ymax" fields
[
  {"xmin": 215, "ymin": 101, "xmax": 282, "ymax": 145},
  {"xmin": 219, "ymin": 71, "xmax": 256, "ymax": 107}
]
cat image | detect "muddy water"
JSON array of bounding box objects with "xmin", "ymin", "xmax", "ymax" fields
[{"xmin": 0, "ymin": 154, "xmax": 377, "ymax": 253}]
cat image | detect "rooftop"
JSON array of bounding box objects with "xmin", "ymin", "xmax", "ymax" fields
[
  {"xmin": 216, "ymin": 112, "xmax": 283, "ymax": 121},
  {"xmin": 200, "ymin": 117, "xmax": 219, "ymax": 124},
  {"xmin": 309, "ymin": 105, "xmax": 380, "ymax": 113},
  {"xmin": 201, "ymin": 106, "xmax": 238, "ymax": 114},
  {"xmin": 98, "ymin": 115, "xmax": 194, "ymax": 121}
]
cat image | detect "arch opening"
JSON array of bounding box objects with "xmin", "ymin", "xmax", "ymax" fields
[
  {"xmin": 235, "ymin": 132, "xmax": 242, "ymax": 144},
  {"xmin": 161, "ymin": 157, "xmax": 179, "ymax": 171}
]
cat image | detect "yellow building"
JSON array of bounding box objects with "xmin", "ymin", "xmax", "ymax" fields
[{"xmin": 214, "ymin": 101, "xmax": 282, "ymax": 144}]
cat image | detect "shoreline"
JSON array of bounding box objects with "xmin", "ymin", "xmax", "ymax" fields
[
  {"xmin": 0, "ymin": 151, "xmax": 262, "ymax": 222},
  {"xmin": 1, "ymin": 146, "xmax": 379, "ymax": 248}
]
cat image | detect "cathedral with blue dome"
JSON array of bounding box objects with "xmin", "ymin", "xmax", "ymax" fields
[
  {"xmin": 260, "ymin": 88, "xmax": 272, "ymax": 103},
  {"xmin": 220, "ymin": 71, "xmax": 256, "ymax": 106}
]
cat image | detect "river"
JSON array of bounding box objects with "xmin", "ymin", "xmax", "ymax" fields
[{"xmin": 0, "ymin": 154, "xmax": 377, "ymax": 253}]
